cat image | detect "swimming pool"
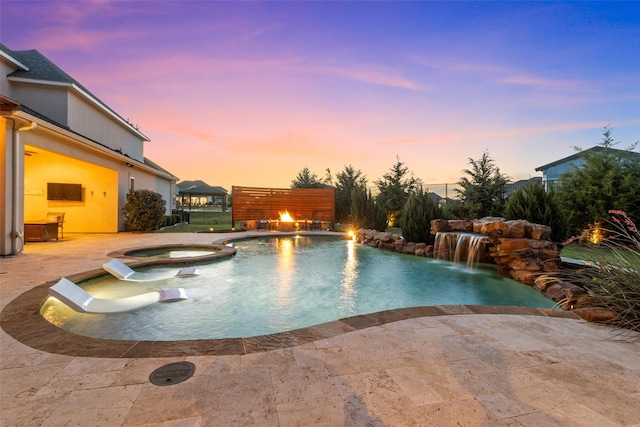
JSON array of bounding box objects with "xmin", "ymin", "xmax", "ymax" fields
[{"xmin": 40, "ymin": 235, "xmax": 555, "ymax": 340}]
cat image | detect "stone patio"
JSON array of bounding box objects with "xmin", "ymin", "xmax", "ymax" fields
[{"xmin": 1, "ymin": 231, "xmax": 639, "ymax": 426}]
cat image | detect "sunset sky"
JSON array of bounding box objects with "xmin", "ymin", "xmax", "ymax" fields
[{"xmin": 2, "ymin": 1, "xmax": 639, "ymax": 193}]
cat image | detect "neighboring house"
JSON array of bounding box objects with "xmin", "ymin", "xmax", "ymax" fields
[
  {"xmin": 535, "ymin": 146, "xmax": 640, "ymax": 192},
  {"xmin": 504, "ymin": 177, "xmax": 542, "ymax": 197},
  {"xmin": 428, "ymin": 191, "xmax": 455, "ymax": 206},
  {"xmin": 428, "ymin": 192, "xmax": 442, "ymax": 205},
  {"xmin": 176, "ymin": 180, "xmax": 228, "ymax": 211},
  {"xmin": 1, "ymin": 44, "xmax": 178, "ymax": 256}
]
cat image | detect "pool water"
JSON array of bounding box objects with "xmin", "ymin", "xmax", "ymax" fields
[
  {"xmin": 124, "ymin": 247, "xmax": 218, "ymax": 258},
  {"xmin": 41, "ymin": 235, "xmax": 555, "ymax": 340}
]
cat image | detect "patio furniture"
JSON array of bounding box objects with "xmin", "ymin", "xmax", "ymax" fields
[
  {"xmin": 103, "ymin": 259, "xmax": 199, "ymax": 282},
  {"xmin": 24, "ymin": 220, "xmax": 59, "ymax": 242},
  {"xmin": 46, "ymin": 212, "xmax": 65, "ymax": 239},
  {"xmin": 309, "ymin": 212, "xmax": 323, "ymax": 230},
  {"xmin": 49, "ymin": 277, "xmax": 188, "ymax": 313},
  {"xmin": 257, "ymin": 212, "xmax": 272, "ymax": 231}
]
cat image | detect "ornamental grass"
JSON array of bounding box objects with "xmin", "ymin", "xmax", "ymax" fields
[{"xmin": 561, "ymin": 210, "xmax": 640, "ymax": 340}]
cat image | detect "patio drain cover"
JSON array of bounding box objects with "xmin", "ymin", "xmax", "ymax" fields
[{"xmin": 149, "ymin": 362, "xmax": 195, "ymax": 386}]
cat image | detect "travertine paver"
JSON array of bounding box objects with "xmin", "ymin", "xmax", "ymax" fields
[{"xmin": 1, "ymin": 232, "xmax": 639, "ymax": 426}]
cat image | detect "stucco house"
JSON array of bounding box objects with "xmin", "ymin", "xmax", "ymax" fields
[
  {"xmin": 535, "ymin": 146, "xmax": 640, "ymax": 192},
  {"xmin": 1, "ymin": 44, "xmax": 178, "ymax": 256}
]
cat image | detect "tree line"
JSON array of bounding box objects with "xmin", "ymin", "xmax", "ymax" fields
[{"xmin": 290, "ymin": 126, "xmax": 640, "ymax": 243}]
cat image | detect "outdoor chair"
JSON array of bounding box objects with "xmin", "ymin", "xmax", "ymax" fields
[
  {"xmin": 309, "ymin": 212, "xmax": 323, "ymax": 230},
  {"xmin": 257, "ymin": 212, "xmax": 272, "ymax": 231},
  {"xmin": 49, "ymin": 277, "xmax": 188, "ymax": 313},
  {"xmin": 103, "ymin": 259, "xmax": 199, "ymax": 282},
  {"xmin": 46, "ymin": 212, "xmax": 65, "ymax": 239}
]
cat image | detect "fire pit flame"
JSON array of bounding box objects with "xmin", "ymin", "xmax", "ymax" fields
[{"xmin": 279, "ymin": 210, "xmax": 295, "ymax": 222}]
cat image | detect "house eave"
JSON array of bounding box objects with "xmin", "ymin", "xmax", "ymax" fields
[
  {"xmin": 8, "ymin": 109, "xmax": 175, "ymax": 182},
  {"xmin": 7, "ymin": 76, "xmax": 150, "ymax": 142},
  {"xmin": 0, "ymin": 49, "xmax": 29, "ymax": 71}
]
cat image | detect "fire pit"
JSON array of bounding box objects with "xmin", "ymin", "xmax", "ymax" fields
[{"xmin": 276, "ymin": 210, "xmax": 301, "ymax": 231}]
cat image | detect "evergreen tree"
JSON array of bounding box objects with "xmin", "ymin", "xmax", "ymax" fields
[
  {"xmin": 351, "ymin": 186, "xmax": 387, "ymax": 231},
  {"xmin": 334, "ymin": 165, "xmax": 367, "ymax": 223},
  {"xmin": 291, "ymin": 167, "xmax": 327, "ymax": 188},
  {"xmin": 455, "ymin": 151, "xmax": 509, "ymax": 219},
  {"xmin": 556, "ymin": 126, "xmax": 640, "ymax": 234},
  {"xmin": 322, "ymin": 168, "xmax": 333, "ymax": 186},
  {"xmin": 375, "ymin": 157, "xmax": 420, "ymax": 226}
]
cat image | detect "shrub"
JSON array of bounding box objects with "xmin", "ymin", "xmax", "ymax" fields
[
  {"xmin": 123, "ymin": 189, "xmax": 166, "ymax": 232},
  {"xmin": 564, "ymin": 210, "xmax": 640, "ymax": 339},
  {"xmin": 162, "ymin": 215, "xmax": 180, "ymax": 227},
  {"xmin": 400, "ymin": 188, "xmax": 444, "ymax": 244},
  {"xmin": 442, "ymin": 199, "xmax": 464, "ymax": 220},
  {"xmin": 505, "ymin": 183, "xmax": 568, "ymax": 241},
  {"xmin": 351, "ymin": 186, "xmax": 387, "ymax": 231},
  {"xmin": 172, "ymin": 214, "xmax": 182, "ymax": 224}
]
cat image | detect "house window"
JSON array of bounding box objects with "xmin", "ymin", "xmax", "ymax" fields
[{"xmin": 130, "ymin": 177, "xmax": 135, "ymax": 192}]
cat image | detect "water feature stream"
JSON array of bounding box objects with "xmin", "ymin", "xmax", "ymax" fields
[{"xmin": 433, "ymin": 232, "xmax": 489, "ymax": 268}]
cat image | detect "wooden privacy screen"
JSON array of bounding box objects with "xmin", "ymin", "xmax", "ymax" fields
[{"xmin": 232, "ymin": 186, "xmax": 335, "ymax": 224}]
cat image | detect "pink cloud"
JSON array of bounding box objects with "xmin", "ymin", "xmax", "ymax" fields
[
  {"xmin": 309, "ymin": 65, "xmax": 422, "ymax": 91},
  {"xmin": 377, "ymin": 120, "xmax": 609, "ymax": 148},
  {"xmin": 136, "ymin": 54, "xmax": 422, "ymax": 93},
  {"xmin": 414, "ymin": 57, "xmax": 511, "ymax": 75},
  {"xmin": 499, "ymin": 74, "xmax": 586, "ymax": 92},
  {"xmin": 48, "ymin": 1, "xmax": 114, "ymax": 26},
  {"xmin": 414, "ymin": 56, "xmax": 589, "ymax": 93},
  {"xmin": 31, "ymin": 27, "xmax": 133, "ymax": 52},
  {"xmin": 11, "ymin": 1, "xmax": 142, "ymax": 51},
  {"xmin": 379, "ymin": 135, "xmax": 458, "ymax": 146},
  {"xmin": 483, "ymin": 121, "xmax": 613, "ymax": 138}
]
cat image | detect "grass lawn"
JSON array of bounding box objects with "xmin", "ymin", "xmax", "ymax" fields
[
  {"xmin": 561, "ymin": 243, "xmax": 640, "ymax": 267},
  {"xmin": 158, "ymin": 211, "xmax": 234, "ymax": 233}
]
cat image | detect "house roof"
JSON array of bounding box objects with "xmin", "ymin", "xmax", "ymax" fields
[
  {"xmin": 428, "ymin": 192, "xmax": 442, "ymax": 203},
  {"xmin": 143, "ymin": 158, "xmax": 179, "ymax": 181},
  {"xmin": 535, "ymin": 146, "xmax": 640, "ymax": 171},
  {"xmin": 1, "ymin": 45, "xmax": 74, "ymax": 83},
  {"xmin": 177, "ymin": 180, "xmax": 228, "ymax": 196},
  {"xmin": 507, "ymin": 177, "xmax": 542, "ymax": 186},
  {"xmin": 0, "ymin": 44, "xmax": 149, "ymax": 141}
]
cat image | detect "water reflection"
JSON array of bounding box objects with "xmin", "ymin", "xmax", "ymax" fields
[
  {"xmin": 274, "ymin": 238, "xmax": 294, "ymax": 309},
  {"xmin": 339, "ymin": 239, "xmax": 358, "ymax": 315}
]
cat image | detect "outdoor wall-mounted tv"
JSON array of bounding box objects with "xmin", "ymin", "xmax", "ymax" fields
[{"xmin": 47, "ymin": 183, "xmax": 83, "ymax": 201}]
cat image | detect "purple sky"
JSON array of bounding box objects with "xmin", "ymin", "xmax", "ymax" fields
[{"xmin": 2, "ymin": 1, "xmax": 639, "ymax": 192}]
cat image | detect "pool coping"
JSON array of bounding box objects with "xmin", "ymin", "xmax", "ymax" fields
[
  {"xmin": 1, "ymin": 276, "xmax": 578, "ymax": 358},
  {"xmin": 106, "ymin": 242, "xmax": 237, "ymax": 265}
]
